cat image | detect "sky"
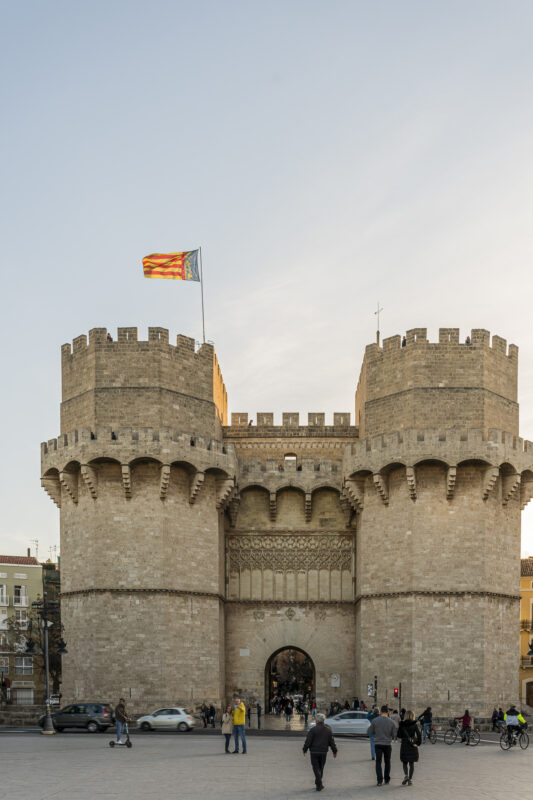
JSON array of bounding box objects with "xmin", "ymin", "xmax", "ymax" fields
[{"xmin": 2, "ymin": 0, "xmax": 533, "ymax": 559}]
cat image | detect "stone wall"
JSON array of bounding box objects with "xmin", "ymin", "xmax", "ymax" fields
[{"xmin": 225, "ymin": 603, "xmax": 356, "ymax": 708}]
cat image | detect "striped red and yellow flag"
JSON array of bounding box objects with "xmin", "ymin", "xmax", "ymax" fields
[{"xmin": 143, "ymin": 250, "xmax": 200, "ymax": 281}]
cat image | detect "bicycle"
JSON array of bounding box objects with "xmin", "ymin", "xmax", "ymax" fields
[
  {"xmin": 443, "ymin": 720, "xmax": 480, "ymax": 746},
  {"xmin": 500, "ymin": 727, "xmax": 529, "ymax": 751}
]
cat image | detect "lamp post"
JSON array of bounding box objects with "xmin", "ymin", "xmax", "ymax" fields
[{"xmin": 25, "ymin": 590, "xmax": 67, "ymax": 735}]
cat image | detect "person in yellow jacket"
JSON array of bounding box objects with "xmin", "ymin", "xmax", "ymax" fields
[
  {"xmin": 504, "ymin": 705, "xmax": 526, "ymax": 745},
  {"xmin": 232, "ymin": 697, "xmax": 247, "ymax": 754}
]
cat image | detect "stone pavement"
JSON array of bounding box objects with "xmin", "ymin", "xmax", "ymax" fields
[{"xmin": 1, "ymin": 732, "xmax": 530, "ymax": 800}]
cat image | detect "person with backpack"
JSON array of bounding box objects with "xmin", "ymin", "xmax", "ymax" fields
[{"xmin": 397, "ymin": 710, "xmax": 421, "ymax": 786}]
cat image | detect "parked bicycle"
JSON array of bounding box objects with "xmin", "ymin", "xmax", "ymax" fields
[
  {"xmin": 500, "ymin": 727, "xmax": 529, "ymax": 751},
  {"xmin": 443, "ymin": 720, "xmax": 480, "ymax": 746}
]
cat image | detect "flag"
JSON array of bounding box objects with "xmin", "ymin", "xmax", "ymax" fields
[{"xmin": 143, "ymin": 250, "xmax": 200, "ymax": 281}]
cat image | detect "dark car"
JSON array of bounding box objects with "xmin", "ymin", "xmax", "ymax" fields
[{"xmin": 38, "ymin": 702, "xmax": 114, "ymax": 732}]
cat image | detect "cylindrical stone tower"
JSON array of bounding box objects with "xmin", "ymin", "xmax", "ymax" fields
[
  {"xmin": 348, "ymin": 327, "xmax": 531, "ymax": 715},
  {"xmin": 41, "ymin": 327, "xmax": 235, "ymax": 711}
]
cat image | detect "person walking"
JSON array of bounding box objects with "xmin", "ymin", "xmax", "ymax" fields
[
  {"xmin": 368, "ymin": 705, "xmax": 396, "ymax": 786},
  {"xmin": 232, "ymin": 697, "xmax": 247, "ymax": 754},
  {"xmin": 302, "ymin": 713, "xmax": 338, "ymax": 792},
  {"xmin": 209, "ymin": 704, "xmax": 216, "ymax": 728},
  {"xmin": 303, "ymin": 700, "xmax": 310, "ymax": 727},
  {"xmin": 257, "ymin": 702, "xmax": 262, "ymax": 730},
  {"xmin": 491, "ymin": 706, "xmax": 499, "ymax": 731},
  {"xmin": 417, "ymin": 707, "xmax": 432, "ymax": 743},
  {"xmin": 497, "ymin": 707, "xmax": 504, "ymax": 732},
  {"xmin": 366, "ymin": 705, "xmax": 379, "ymax": 760},
  {"xmin": 221, "ymin": 705, "xmax": 233, "ymax": 753},
  {"xmin": 247, "ymin": 705, "xmax": 252, "ymax": 727},
  {"xmin": 390, "ymin": 709, "xmax": 400, "ymax": 741},
  {"xmin": 114, "ymin": 697, "xmax": 130, "ymax": 745},
  {"xmin": 285, "ymin": 697, "xmax": 294, "ymax": 727},
  {"xmin": 397, "ymin": 710, "xmax": 421, "ymax": 786},
  {"xmin": 200, "ymin": 702, "xmax": 208, "ymax": 728}
]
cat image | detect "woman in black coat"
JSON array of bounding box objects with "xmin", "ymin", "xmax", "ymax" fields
[{"xmin": 397, "ymin": 710, "xmax": 422, "ymax": 785}]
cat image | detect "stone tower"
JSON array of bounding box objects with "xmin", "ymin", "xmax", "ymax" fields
[
  {"xmin": 351, "ymin": 328, "xmax": 529, "ymax": 713},
  {"xmin": 41, "ymin": 327, "xmax": 235, "ymax": 708}
]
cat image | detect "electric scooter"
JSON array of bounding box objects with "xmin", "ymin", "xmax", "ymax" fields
[{"xmin": 109, "ymin": 721, "xmax": 132, "ymax": 748}]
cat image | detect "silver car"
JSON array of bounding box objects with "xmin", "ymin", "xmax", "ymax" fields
[
  {"xmin": 137, "ymin": 707, "xmax": 195, "ymax": 731},
  {"xmin": 308, "ymin": 711, "xmax": 370, "ymax": 736}
]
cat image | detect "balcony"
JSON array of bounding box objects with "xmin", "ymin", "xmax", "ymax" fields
[
  {"xmin": 0, "ymin": 594, "xmax": 8, "ymax": 607},
  {"xmin": 13, "ymin": 596, "xmax": 28, "ymax": 608},
  {"xmin": 521, "ymin": 619, "xmax": 533, "ymax": 631}
]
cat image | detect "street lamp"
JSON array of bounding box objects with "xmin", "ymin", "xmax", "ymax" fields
[{"xmin": 25, "ymin": 590, "xmax": 67, "ymax": 736}]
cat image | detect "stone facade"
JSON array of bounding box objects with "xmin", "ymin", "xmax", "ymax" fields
[{"xmin": 41, "ymin": 326, "xmax": 533, "ymax": 714}]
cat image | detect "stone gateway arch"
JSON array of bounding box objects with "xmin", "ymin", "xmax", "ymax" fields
[{"xmin": 41, "ymin": 326, "xmax": 532, "ymax": 714}]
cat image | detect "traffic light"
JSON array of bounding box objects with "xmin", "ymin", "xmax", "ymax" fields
[{"xmin": 393, "ymin": 687, "xmax": 399, "ymax": 698}]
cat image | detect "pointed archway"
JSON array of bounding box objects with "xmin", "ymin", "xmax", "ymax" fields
[{"xmin": 265, "ymin": 647, "xmax": 315, "ymax": 711}]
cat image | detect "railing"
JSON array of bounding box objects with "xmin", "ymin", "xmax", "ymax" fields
[
  {"xmin": 13, "ymin": 596, "xmax": 28, "ymax": 607},
  {"xmin": 520, "ymin": 619, "xmax": 533, "ymax": 631}
]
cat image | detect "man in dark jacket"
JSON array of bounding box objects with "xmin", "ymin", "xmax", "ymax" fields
[
  {"xmin": 417, "ymin": 707, "xmax": 432, "ymax": 742},
  {"xmin": 303, "ymin": 714, "xmax": 338, "ymax": 792}
]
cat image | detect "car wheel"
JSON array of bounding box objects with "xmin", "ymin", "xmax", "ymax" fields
[
  {"xmin": 178, "ymin": 722, "xmax": 188, "ymax": 732},
  {"xmin": 140, "ymin": 722, "xmax": 152, "ymax": 731},
  {"xmin": 87, "ymin": 721, "xmax": 100, "ymax": 733}
]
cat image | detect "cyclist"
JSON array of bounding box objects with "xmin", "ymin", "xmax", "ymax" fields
[
  {"xmin": 417, "ymin": 707, "xmax": 432, "ymax": 743},
  {"xmin": 504, "ymin": 705, "xmax": 526, "ymax": 745},
  {"xmin": 454, "ymin": 710, "xmax": 472, "ymax": 744}
]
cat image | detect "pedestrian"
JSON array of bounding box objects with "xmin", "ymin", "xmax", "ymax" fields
[
  {"xmin": 303, "ymin": 700, "xmax": 310, "ymax": 727},
  {"xmin": 285, "ymin": 697, "xmax": 294, "ymax": 726},
  {"xmin": 368, "ymin": 705, "xmax": 395, "ymax": 786},
  {"xmin": 221, "ymin": 705, "xmax": 233, "ymax": 753},
  {"xmin": 302, "ymin": 713, "xmax": 338, "ymax": 792},
  {"xmin": 397, "ymin": 710, "xmax": 421, "ymax": 786},
  {"xmin": 311, "ymin": 698, "xmax": 317, "ymax": 719},
  {"xmin": 417, "ymin": 706, "xmax": 432, "ymax": 742},
  {"xmin": 201, "ymin": 702, "xmax": 208, "ymax": 728},
  {"xmin": 390, "ymin": 708, "xmax": 400, "ymax": 741},
  {"xmin": 491, "ymin": 706, "xmax": 499, "ymax": 731},
  {"xmin": 352, "ymin": 696, "xmax": 360, "ymax": 710},
  {"xmin": 247, "ymin": 705, "xmax": 252, "ymax": 727},
  {"xmin": 209, "ymin": 703, "xmax": 216, "ymax": 728},
  {"xmin": 498, "ymin": 707, "xmax": 504, "ymax": 732},
  {"xmin": 232, "ymin": 697, "xmax": 247, "ymax": 754},
  {"xmin": 366, "ymin": 705, "xmax": 379, "ymax": 760},
  {"xmin": 400, "ymin": 707, "xmax": 406, "ymax": 721},
  {"xmin": 257, "ymin": 702, "xmax": 262, "ymax": 729},
  {"xmin": 114, "ymin": 697, "xmax": 130, "ymax": 745}
]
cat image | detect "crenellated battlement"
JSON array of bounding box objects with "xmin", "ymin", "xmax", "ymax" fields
[
  {"xmin": 363, "ymin": 328, "xmax": 518, "ymax": 359},
  {"xmin": 344, "ymin": 426, "xmax": 533, "ymax": 475},
  {"xmin": 60, "ymin": 327, "xmax": 228, "ymax": 435},
  {"xmin": 356, "ymin": 327, "xmax": 519, "ymax": 438},
  {"xmin": 227, "ymin": 411, "xmax": 354, "ymax": 432}
]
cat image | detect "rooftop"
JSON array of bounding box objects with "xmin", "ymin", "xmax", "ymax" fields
[{"xmin": 0, "ymin": 556, "xmax": 40, "ymax": 566}]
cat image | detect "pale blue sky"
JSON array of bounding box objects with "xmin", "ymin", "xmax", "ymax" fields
[{"xmin": 2, "ymin": 0, "xmax": 533, "ymax": 558}]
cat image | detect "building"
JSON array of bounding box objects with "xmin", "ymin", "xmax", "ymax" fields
[
  {"xmin": 520, "ymin": 557, "xmax": 533, "ymax": 706},
  {"xmin": 0, "ymin": 555, "xmax": 44, "ymax": 705},
  {"xmin": 40, "ymin": 326, "xmax": 533, "ymax": 714}
]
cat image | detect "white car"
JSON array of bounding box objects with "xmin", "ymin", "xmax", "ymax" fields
[
  {"xmin": 308, "ymin": 711, "xmax": 370, "ymax": 736},
  {"xmin": 137, "ymin": 707, "xmax": 195, "ymax": 731}
]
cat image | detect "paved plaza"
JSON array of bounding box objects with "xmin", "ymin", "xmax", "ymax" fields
[{"xmin": 1, "ymin": 732, "xmax": 531, "ymax": 800}]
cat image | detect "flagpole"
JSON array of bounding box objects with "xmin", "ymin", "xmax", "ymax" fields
[{"xmin": 199, "ymin": 247, "xmax": 206, "ymax": 344}]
